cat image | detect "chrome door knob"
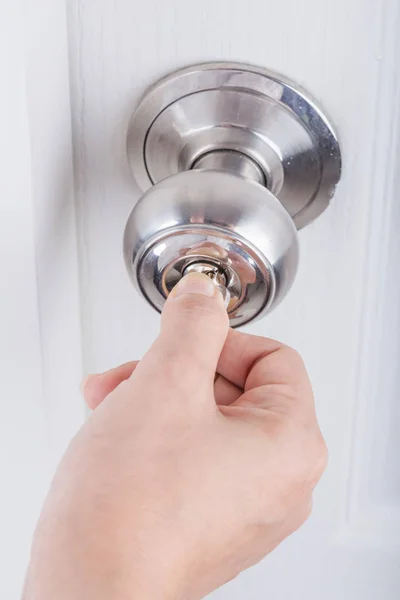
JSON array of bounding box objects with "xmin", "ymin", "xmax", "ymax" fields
[
  {"xmin": 124, "ymin": 167, "xmax": 298, "ymax": 327},
  {"xmin": 124, "ymin": 62, "xmax": 341, "ymax": 328}
]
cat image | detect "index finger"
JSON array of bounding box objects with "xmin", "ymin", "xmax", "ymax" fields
[{"xmin": 217, "ymin": 329, "xmax": 312, "ymax": 397}]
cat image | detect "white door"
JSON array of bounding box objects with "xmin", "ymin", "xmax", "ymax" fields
[
  {"xmin": 3, "ymin": 0, "xmax": 400, "ymax": 597},
  {"xmin": 0, "ymin": 1, "xmax": 83, "ymax": 597}
]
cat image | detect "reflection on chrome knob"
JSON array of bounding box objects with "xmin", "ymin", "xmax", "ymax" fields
[
  {"xmin": 124, "ymin": 169, "xmax": 299, "ymax": 327},
  {"xmin": 123, "ymin": 62, "xmax": 341, "ymax": 328}
]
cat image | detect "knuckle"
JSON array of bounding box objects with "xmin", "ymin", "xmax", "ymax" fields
[
  {"xmin": 286, "ymin": 499, "xmax": 313, "ymax": 534},
  {"xmin": 280, "ymin": 422, "xmax": 328, "ymax": 491},
  {"xmin": 295, "ymin": 499, "xmax": 314, "ymax": 529},
  {"xmin": 300, "ymin": 432, "xmax": 328, "ymax": 485},
  {"xmin": 313, "ymin": 434, "xmax": 329, "ymax": 478},
  {"xmin": 305, "ymin": 497, "xmax": 314, "ymax": 519},
  {"xmin": 282, "ymin": 345, "xmax": 307, "ymax": 373}
]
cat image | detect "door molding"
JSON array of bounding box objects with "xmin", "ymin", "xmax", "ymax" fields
[
  {"xmin": 1, "ymin": 2, "xmax": 83, "ymax": 595},
  {"xmin": 342, "ymin": 0, "xmax": 400, "ymax": 547},
  {"xmin": 23, "ymin": 0, "xmax": 85, "ymax": 459}
]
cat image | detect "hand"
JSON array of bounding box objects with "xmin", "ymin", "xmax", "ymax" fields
[{"xmin": 24, "ymin": 273, "xmax": 327, "ymax": 600}]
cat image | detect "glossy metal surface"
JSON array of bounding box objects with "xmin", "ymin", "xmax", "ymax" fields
[
  {"xmin": 127, "ymin": 61, "xmax": 341, "ymax": 229},
  {"xmin": 192, "ymin": 150, "xmax": 265, "ymax": 185},
  {"xmin": 124, "ymin": 170, "xmax": 299, "ymax": 328},
  {"xmin": 124, "ymin": 62, "xmax": 341, "ymax": 326}
]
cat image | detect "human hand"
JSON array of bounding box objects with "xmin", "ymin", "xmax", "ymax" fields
[{"xmin": 24, "ymin": 273, "xmax": 327, "ymax": 600}]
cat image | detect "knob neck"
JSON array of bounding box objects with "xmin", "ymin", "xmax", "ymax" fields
[{"xmin": 192, "ymin": 149, "xmax": 265, "ymax": 186}]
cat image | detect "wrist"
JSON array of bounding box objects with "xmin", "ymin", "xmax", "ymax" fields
[{"xmin": 25, "ymin": 502, "xmax": 185, "ymax": 600}]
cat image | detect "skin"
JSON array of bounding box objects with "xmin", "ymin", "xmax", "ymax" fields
[{"xmin": 23, "ymin": 272, "xmax": 327, "ymax": 600}]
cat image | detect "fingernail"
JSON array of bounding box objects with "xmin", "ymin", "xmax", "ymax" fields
[{"xmin": 170, "ymin": 272, "xmax": 216, "ymax": 298}]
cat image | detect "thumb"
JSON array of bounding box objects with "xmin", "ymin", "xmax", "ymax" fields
[{"xmin": 137, "ymin": 272, "xmax": 229, "ymax": 393}]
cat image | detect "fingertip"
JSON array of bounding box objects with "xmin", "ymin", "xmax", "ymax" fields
[
  {"xmin": 162, "ymin": 273, "xmax": 229, "ymax": 337},
  {"xmin": 79, "ymin": 374, "xmax": 91, "ymax": 397},
  {"xmin": 169, "ymin": 272, "xmax": 218, "ymax": 299},
  {"xmin": 80, "ymin": 361, "xmax": 140, "ymax": 410},
  {"xmin": 80, "ymin": 374, "xmax": 101, "ymax": 410}
]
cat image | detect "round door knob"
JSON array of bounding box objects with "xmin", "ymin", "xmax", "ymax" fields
[
  {"xmin": 124, "ymin": 168, "xmax": 298, "ymax": 327},
  {"xmin": 124, "ymin": 62, "xmax": 341, "ymax": 328}
]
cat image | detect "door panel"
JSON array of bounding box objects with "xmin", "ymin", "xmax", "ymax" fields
[
  {"xmin": 35, "ymin": 0, "xmax": 400, "ymax": 597},
  {"xmin": 0, "ymin": 2, "xmax": 83, "ymax": 597}
]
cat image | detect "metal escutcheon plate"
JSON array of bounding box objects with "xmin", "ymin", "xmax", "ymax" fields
[{"xmin": 127, "ymin": 62, "xmax": 341, "ymax": 229}]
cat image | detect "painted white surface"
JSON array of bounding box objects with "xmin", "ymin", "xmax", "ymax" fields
[
  {"xmin": 66, "ymin": 0, "xmax": 400, "ymax": 598},
  {"xmin": 0, "ymin": 1, "xmax": 83, "ymax": 598}
]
